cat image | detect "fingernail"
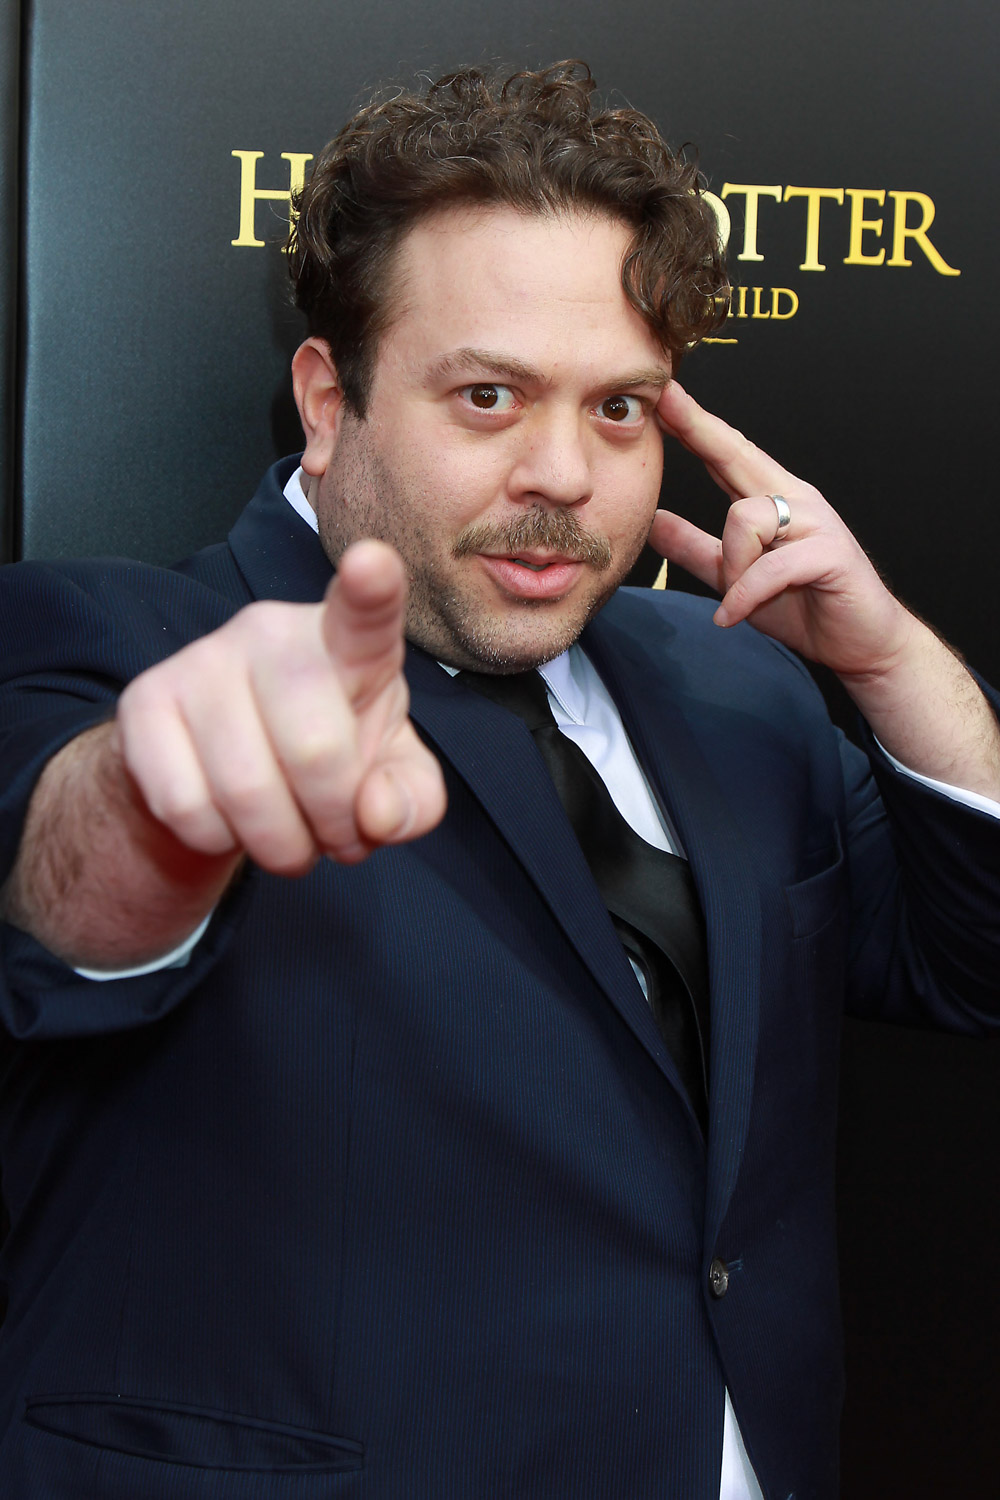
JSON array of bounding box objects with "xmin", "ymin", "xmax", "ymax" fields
[
  {"xmin": 328, "ymin": 841, "xmax": 369, "ymax": 866},
  {"xmin": 382, "ymin": 770, "xmax": 416, "ymax": 839}
]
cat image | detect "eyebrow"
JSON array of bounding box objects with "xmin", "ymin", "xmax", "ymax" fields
[{"xmin": 424, "ymin": 346, "xmax": 672, "ymax": 393}]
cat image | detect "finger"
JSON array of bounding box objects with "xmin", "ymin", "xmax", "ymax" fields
[
  {"xmin": 245, "ymin": 599, "xmax": 436, "ymax": 863},
  {"xmin": 354, "ymin": 722, "xmax": 448, "ymax": 849},
  {"xmin": 117, "ymin": 685, "xmax": 239, "ymax": 857},
  {"xmin": 718, "ymin": 495, "xmax": 793, "ymax": 591},
  {"xmin": 119, "ymin": 634, "xmax": 322, "ymax": 870},
  {"xmin": 246, "ymin": 615, "xmax": 378, "ymax": 859},
  {"xmin": 187, "ymin": 675, "xmax": 332, "ymax": 876},
  {"xmin": 648, "ymin": 510, "xmax": 725, "ymax": 593},
  {"xmin": 657, "ymin": 381, "xmax": 798, "ymax": 502},
  {"xmin": 716, "ymin": 536, "xmax": 835, "ymax": 626},
  {"xmin": 322, "ymin": 540, "xmax": 409, "ymax": 710}
]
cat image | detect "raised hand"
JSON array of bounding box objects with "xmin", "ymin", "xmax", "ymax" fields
[
  {"xmin": 650, "ymin": 382, "xmax": 1000, "ymax": 799},
  {"xmin": 650, "ymin": 382, "xmax": 915, "ymax": 681},
  {"xmin": 116, "ymin": 539, "xmax": 447, "ymax": 873}
]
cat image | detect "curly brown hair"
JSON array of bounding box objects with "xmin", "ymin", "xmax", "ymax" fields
[{"xmin": 288, "ymin": 61, "xmax": 729, "ymax": 415}]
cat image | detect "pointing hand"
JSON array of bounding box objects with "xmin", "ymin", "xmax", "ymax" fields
[{"xmin": 116, "ymin": 540, "xmax": 447, "ymax": 872}]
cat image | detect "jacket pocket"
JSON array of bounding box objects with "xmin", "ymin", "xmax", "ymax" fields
[
  {"xmin": 783, "ymin": 831, "xmax": 846, "ymax": 940},
  {"xmin": 24, "ymin": 1393, "xmax": 363, "ymax": 1473}
]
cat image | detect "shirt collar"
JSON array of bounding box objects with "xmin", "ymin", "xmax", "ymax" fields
[
  {"xmin": 537, "ymin": 648, "xmax": 588, "ymax": 723},
  {"xmin": 283, "ymin": 465, "xmax": 319, "ymax": 533}
]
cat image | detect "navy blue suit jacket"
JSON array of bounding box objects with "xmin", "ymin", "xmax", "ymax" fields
[{"xmin": 0, "ymin": 459, "xmax": 997, "ymax": 1499}]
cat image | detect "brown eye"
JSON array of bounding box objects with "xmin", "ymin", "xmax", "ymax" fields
[
  {"xmin": 460, "ymin": 384, "xmax": 516, "ymax": 412},
  {"xmin": 599, "ymin": 394, "xmax": 642, "ymax": 424}
]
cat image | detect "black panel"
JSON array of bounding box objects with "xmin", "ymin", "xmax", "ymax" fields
[{"xmin": 0, "ymin": 2, "xmax": 22, "ymax": 565}]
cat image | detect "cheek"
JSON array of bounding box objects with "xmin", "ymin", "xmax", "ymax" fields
[
  {"xmin": 604, "ymin": 444, "xmax": 663, "ymax": 531},
  {"xmin": 409, "ymin": 436, "xmax": 509, "ymax": 521},
  {"xmin": 639, "ymin": 433, "xmax": 665, "ymax": 489},
  {"xmin": 640, "ymin": 445, "xmax": 665, "ymax": 514}
]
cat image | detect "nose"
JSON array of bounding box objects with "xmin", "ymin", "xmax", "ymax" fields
[{"xmin": 506, "ymin": 410, "xmax": 593, "ymax": 509}]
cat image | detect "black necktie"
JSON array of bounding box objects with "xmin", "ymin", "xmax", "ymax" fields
[{"xmin": 460, "ymin": 669, "xmax": 710, "ymax": 1134}]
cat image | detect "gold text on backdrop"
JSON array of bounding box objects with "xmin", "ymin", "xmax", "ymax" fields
[
  {"xmin": 229, "ymin": 155, "xmax": 961, "ymax": 348},
  {"xmin": 703, "ymin": 185, "xmax": 960, "ymax": 275}
]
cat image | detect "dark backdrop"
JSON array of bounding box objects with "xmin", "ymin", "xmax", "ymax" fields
[{"xmin": 3, "ymin": 2, "xmax": 997, "ymax": 1493}]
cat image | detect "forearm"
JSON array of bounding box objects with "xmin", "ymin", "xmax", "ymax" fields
[
  {"xmin": 0, "ymin": 721, "xmax": 242, "ymax": 970},
  {"xmin": 838, "ymin": 613, "xmax": 1000, "ymax": 800}
]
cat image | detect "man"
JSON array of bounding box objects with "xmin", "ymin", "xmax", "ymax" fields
[{"xmin": 0, "ymin": 61, "xmax": 996, "ymax": 1500}]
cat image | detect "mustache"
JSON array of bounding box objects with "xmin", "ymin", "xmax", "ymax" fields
[{"xmin": 454, "ymin": 509, "xmax": 613, "ymax": 570}]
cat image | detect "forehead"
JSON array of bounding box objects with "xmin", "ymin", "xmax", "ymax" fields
[{"xmin": 377, "ymin": 205, "xmax": 667, "ymax": 383}]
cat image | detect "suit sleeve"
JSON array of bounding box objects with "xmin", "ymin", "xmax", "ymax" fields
[
  {"xmin": 0, "ymin": 560, "xmax": 252, "ymax": 1041},
  {"xmin": 840, "ymin": 699, "xmax": 1000, "ymax": 1035}
]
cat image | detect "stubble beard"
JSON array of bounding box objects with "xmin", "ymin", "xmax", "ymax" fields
[
  {"xmin": 411, "ymin": 570, "xmax": 621, "ymax": 674},
  {"xmin": 317, "ymin": 437, "xmax": 648, "ymax": 674}
]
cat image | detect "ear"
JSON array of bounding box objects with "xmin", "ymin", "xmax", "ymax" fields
[{"xmin": 291, "ymin": 338, "xmax": 345, "ymax": 476}]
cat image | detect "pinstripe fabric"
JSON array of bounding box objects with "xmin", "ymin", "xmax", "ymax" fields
[{"xmin": 0, "ymin": 459, "xmax": 997, "ymax": 1499}]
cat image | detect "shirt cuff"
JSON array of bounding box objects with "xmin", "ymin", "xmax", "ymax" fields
[
  {"xmin": 73, "ymin": 912, "xmax": 214, "ymax": 981},
  {"xmin": 877, "ymin": 740, "xmax": 1000, "ymax": 820}
]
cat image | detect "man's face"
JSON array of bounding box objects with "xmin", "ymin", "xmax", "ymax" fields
[{"xmin": 310, "ymin": 206, "xmax": 670, "ymax": 672}]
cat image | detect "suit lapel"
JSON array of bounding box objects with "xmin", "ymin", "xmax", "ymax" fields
[
  {"xmin": 227, "ymin": 459, "xmax": 335, "ymax": 605},
  {"xmin": 582, "ymin": 596, "xmax": 763, "ymax": 1240},
  {"xmin": 405, "ymin": 649, "xmax": 682, "ymax": 1085}
]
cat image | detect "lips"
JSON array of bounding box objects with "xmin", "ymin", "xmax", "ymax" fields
[{"xmin": 477, "ymin": 552, "xmax": 584, "ymax": 600}]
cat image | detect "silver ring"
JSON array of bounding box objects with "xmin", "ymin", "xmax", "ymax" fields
[{"xmin": 769, "ymin": 494, "xmax": 791, "ymax": 541}]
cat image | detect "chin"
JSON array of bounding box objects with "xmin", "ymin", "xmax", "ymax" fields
[
  {"xmin": 408, "ymin": 569, "xmax": 626, "ymax": 672},
  {"xmin": 445, "ymin": 603, "xmax": 609, "ymax": 673}
]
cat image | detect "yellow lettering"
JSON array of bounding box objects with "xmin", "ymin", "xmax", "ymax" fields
[
  {"xmin": 750, "ymin": 286, "xmax": 770, "ymax": 319},
  {"xmin": 720, "ymin": 184, "xmax": 782, "ymax": 262},
  {"xmin": 887, "ymin": 191, "xmax": 960, "ymax": 275},
  {"xmin": 708, "ymin": 283, "xmax": 797, "ymax": 337},
  {"xmin": 783, "ymin": 186, "xmax": 844, "ymax": 271},
  {"xmin": 770, "ymin": 287, "xmax": 799, "ymax": 319},
  {"xmin": 844, "ymin": 189, "xmax": 886, "ymax": 265},
  {"xmin": 231, "ymin": 151, "xmax": 314, "ymax": 247},
  {"xmin": 701, "ymin": 190, "xmax": 732, "ymax": 255}
]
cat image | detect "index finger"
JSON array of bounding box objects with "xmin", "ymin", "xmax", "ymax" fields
[
  {"xmin": 322, "ymin": 539, "xmax": 409, "ymax": 708},
  {"xmin": 657, "ymin": 381, "xmax": 797, "ymax": 503}
]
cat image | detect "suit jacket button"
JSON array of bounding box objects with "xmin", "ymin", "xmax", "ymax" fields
[{"xmin": 709, "ymin": 1257, "xmax": 729, "ymax": 1298}]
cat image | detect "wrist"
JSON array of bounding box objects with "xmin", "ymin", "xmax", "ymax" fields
[
  {"xmin": 833, "ymin": 603, "xmax": 924, "ymax": 701},
  {"xmin": 4, "ymin": 721, "xmax": 242, "ymax": 970}
]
